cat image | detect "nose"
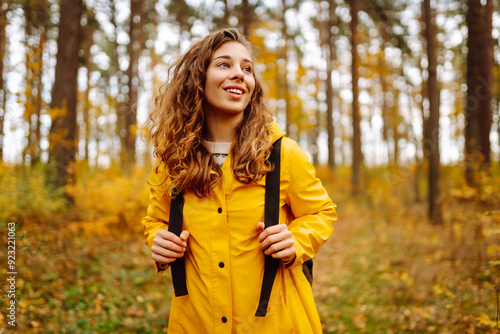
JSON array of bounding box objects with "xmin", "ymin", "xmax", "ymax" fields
[{"xmin": 230, "ymin": 67, "xmax": 244, "ymax": 81}]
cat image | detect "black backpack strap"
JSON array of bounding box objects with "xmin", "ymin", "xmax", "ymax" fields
[
  {"xmin": 255, "ymin": 137, "xmax": 282, "ymax": 317},
  {"xmin": 168, "ymin": 190, "xmax": 188, "ymax": 297},
  {"xmin": 302, "ymin": 259, "xmax": 313, "ymax": 286}
]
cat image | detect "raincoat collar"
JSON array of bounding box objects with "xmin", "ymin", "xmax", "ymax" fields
[{"xmin": 268, "ymin": 120, "xmax": 286, "ymax": 144}]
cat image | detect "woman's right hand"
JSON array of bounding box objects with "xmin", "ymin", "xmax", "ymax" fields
[{"xmin": 151, "ymin": 229, "xmax": 190, "ymax": 265}]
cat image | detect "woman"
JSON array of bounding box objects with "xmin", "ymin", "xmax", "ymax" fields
[{"xmin": 142, "ymin": 28, "xmax": 337, "ymax": 333}]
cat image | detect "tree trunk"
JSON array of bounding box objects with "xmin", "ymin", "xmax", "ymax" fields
[
  {"xmin": 326, "ymin": 0, "xmax": 337, "ymax": 169},
  {"xmin": 478, "ymin": 0, "xmax": 493, "ymax": 166},
  {"xmin": 281, "ymin": 0, "xmax": 292, "ymax": 138},
  {"xmin": 83, "ymin": 15, "xmax": 94, "ymax": 165},
  {"xmin": 110, "ymin": 0, "xmax": 123, "ymax": 165},
  {"xmin": 49, "ymin": 0, "xmax": 83, "ymax": 190},
  {"xmin": 465, "ymin": 0, "xmax": 493, "ymax": 185},
  {"xmin": 0, "ymin": 0, "xmax": 10, "ymax": 162},
  {"xmin": 325, "ymin": 44, "xmax": 334, "ymax": 167},
  {"xmin": 122, "ymin": 0, "xmax": 142, "ymax": 167},
  {"xmin": 380, "ymin": 38, "xmax": 392, "ymax": 166},
  {"xmin": 177, "ymin": 0, "xmax": 187, "ymax": 51},
  {"xmin": 34, "ymin": 28, "xmax": 46, "ymax": 163},
  {"xmin": 392, "ymin": 88, "xmax": 400, "ymax": 169},
  {"xmin": 410, "ymin": 97, "xmax": 423, "ymax": 203},
  {"xmin": 497, "ymin": 52, "xmax": 500, "ymax": 155},
  {"xmin": 240, "ymin": 0, "xmax": 251, "ymax": 36},
  {"xmin": 23, "ymin": 11, "xmax": 33, "ymax": 164},
  {"xmin": 350, "ymin": 0, "xmax": 362, "ymax": 195},
  {"xmin": 424, "ymin": 0, "xmax": 441, "ymax": 223},
  {"xmin": 222, "ymin": 0, "xmax": 230, "ymax": 26}
]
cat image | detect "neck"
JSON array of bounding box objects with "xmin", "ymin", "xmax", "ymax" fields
[{"xmin": 204, "ymin": 110, "xmax": 244, "ymax": 142}]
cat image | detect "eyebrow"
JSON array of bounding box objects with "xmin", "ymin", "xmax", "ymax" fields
[{"xmin": 213, "ymin": 55, "xmax": 253, "ymax": 65}]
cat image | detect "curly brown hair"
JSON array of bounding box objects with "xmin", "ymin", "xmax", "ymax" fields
[{"xmin": 146, "ymin": 28, "xmax": 274, "ymax": 197}]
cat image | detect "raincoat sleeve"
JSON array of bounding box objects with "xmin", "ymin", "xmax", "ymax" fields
[
  {"xmin": 284, "ymin": 138, "xmax": 337, "ymax": 268},
  {"xmin": 142, "ymin": 162, "xmax": 171, "ymax": 274}
]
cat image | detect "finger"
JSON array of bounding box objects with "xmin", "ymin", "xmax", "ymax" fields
[
  {"xmin": 156, "ymin": 229, "xmax": 184, "ymax": 246},
  {"xmin": 258, "ymin": 224, "xmax": 289, "ymax": 244},
  {"xmin": 152, "ymin": 239, "xmax": 186, "ymax": 253},
  {"xmin": 271, "ymin": 247, "xmax": 296, "ymax": 260},
  {"xmin": 264, "ymin": 224, "xmax": 287, "ymax": 234},
  {"xmin": 153, "ymin": 235, "xmax": 185, "ymax": 252},
  {"xmin": 179, "ymin": 230, "xmax": 190, "ymax": 244},
  {"xmin": 258, "ymin": 224, "xmax": 288, "ymax": 243},
  {"xmin": 152, "ymin": 246, "xmax": 185, "ymax": 260},
  {"xmin": 264, "ymin": 238, "xmax": 294, "ymax": 255},
  {"xmin": 260, "ymin": 230, "xmax": 293, "ymax": 249},
  {"xmin": 152, "ymin": 252, "xmax": 182, "ymax": 264},
  {"xmin": 257, "ymin": 222, "xmax": 266, "ymax": 243}
]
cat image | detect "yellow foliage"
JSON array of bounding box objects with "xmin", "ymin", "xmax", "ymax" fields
[
  {"xmin": 487, "ymin": 245, "xmax": 500, "ymax": 255},
  {"xmin": 476, "ymin": 313, "xmax": 497, "ymax": 328},
  {"xmin": 66, "ymin": 163, "xmax": 150, "ymax": 237},
  {"xmin": 399, "ymin": 272, "xmax": 414, "ymax": 286},
  {"xmin": 49, "ymin": 105, "xmax": 68, "ymax": 119},
  {"xmin": 0, "ymin": 163, "xmax": 66, "ymax": 223},
  {"xmin": 452, "ymin": 222, "xmax": 462, "ymax": 239},
  {"xmin": 433, "ymin": 284, "xmax": 455, "ymax": 299},
  {"xmin": 433, "ymin": 284, "xmax": 445, "ymax": 295},
  {"xmin": 450, "ymin": 186, "xmax": 477, "ymax": 200}
]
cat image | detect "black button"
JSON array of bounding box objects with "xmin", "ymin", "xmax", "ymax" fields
[
  {"xmin": 217, "ymin": 207, "xmax": 222, "ymax": 213},
  {"xmin": 219, "ymin": 262, "xmax": 224, "ymax": 268},
  {"xmin": 221, "ymin": 316, "xmax": 227, "ymax": 323}
]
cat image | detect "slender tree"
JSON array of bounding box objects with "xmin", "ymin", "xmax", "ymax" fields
[
  {"xmin": 379, "ymin": 33, "xmax": 393, "ymax": 165},
  {"xmin": 33, "ymin": 27, "xmax": 46, "ymax": 163},
  {"xmin": 222, "ymin": 0, "xmax": 230, "ymax": 26},
  {"xmin": 423, "ymin": 0, "xmax": 441, "ymax": 223},
  {"xmin": 0, "ymin": 0, "xmax": 10, "ymax": 162},
  {"xmin": 81, "ymin": 7, "xmax": 98, "ymax": 165},
  {"xmin": 240, "ymin": 0, "xmax": 251, "ymax": 36},
  {"xmin": 419, "ymin": 1, "xmax": 430, "ymax": 163},
  {"xmin": 280, "ymin": 0, "xmax": 292, "ymax": 137},
  {"xmin": 122, "ymin": 0, "xmax": 142, "ymax": 167},
  {"xmin": 465, "ymin": 0, "xmax": 494, "ymax": 185},
  {"xmin": 350, "ymin": 0, "xmax": 362, "ymax": 194},
  {"xmin": 22, "ymin": 0, "xmax": 50, "ymax": 164},
  {"xmin": 321, "ymin": 0, "xmax": 338, "ymax": 169},
  {"xmin": 109, "ymin": 0, "xmax": 124, "ymax": 164},
  {"xmin": 48, "ymin": 0, "xmax": 83, "ymax": 190},
  {"xmin": 362, "ymin": 0, "xmax": 412, "ymax": 168},
  {"xmin": 167, "ymin": 0, "xmax": 195, "ymax": 51}
]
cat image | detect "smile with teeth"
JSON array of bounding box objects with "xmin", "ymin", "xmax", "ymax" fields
[{"xmin": 226, "ymin": 88, "xmax": 243, "ymax": 95}]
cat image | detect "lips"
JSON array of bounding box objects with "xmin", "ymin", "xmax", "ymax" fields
[{"xmin": 224, "ymin": 85, "xmax": 246, "ymax": 95}]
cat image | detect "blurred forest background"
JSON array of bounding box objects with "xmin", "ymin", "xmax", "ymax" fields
[{"xmin": 0, "ymin": 0, "xmax": 500, "ymax": 332}]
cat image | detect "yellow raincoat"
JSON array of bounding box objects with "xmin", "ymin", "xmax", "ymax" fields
[{"xmin": 142, "ymin": 121, "xmax": 337, "ymax": 333}]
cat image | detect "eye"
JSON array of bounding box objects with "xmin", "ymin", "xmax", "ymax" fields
[
  {"xmin": 243, "ymin": 66, "xmax": 253, "ymax": 73},
  {"xmin": 217, "ymin": 62, "xmax": 230, "ymax": 68}
]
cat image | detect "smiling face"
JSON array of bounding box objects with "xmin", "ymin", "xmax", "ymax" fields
[{"xmin": 203, "ymin": 42, "xmax": 256, "ymax": 121}]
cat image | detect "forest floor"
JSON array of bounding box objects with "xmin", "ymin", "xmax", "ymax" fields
[
  {"xmin": 0, "ymin": 165, "xmax": 499, "ymax": 333},
  {"xmin": 314, "ymin": 201, "xmax": 497, "ymax": 334}
]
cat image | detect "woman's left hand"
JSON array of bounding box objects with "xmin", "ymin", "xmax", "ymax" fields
[{"xmin": 257, "ymin": 222, "xmax": 296, "ymax": 262}]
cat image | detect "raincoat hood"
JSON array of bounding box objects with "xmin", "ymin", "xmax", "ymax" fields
[{"xmin": 268, "ymin": 119, "xmax": 286, "ymax": 144}]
